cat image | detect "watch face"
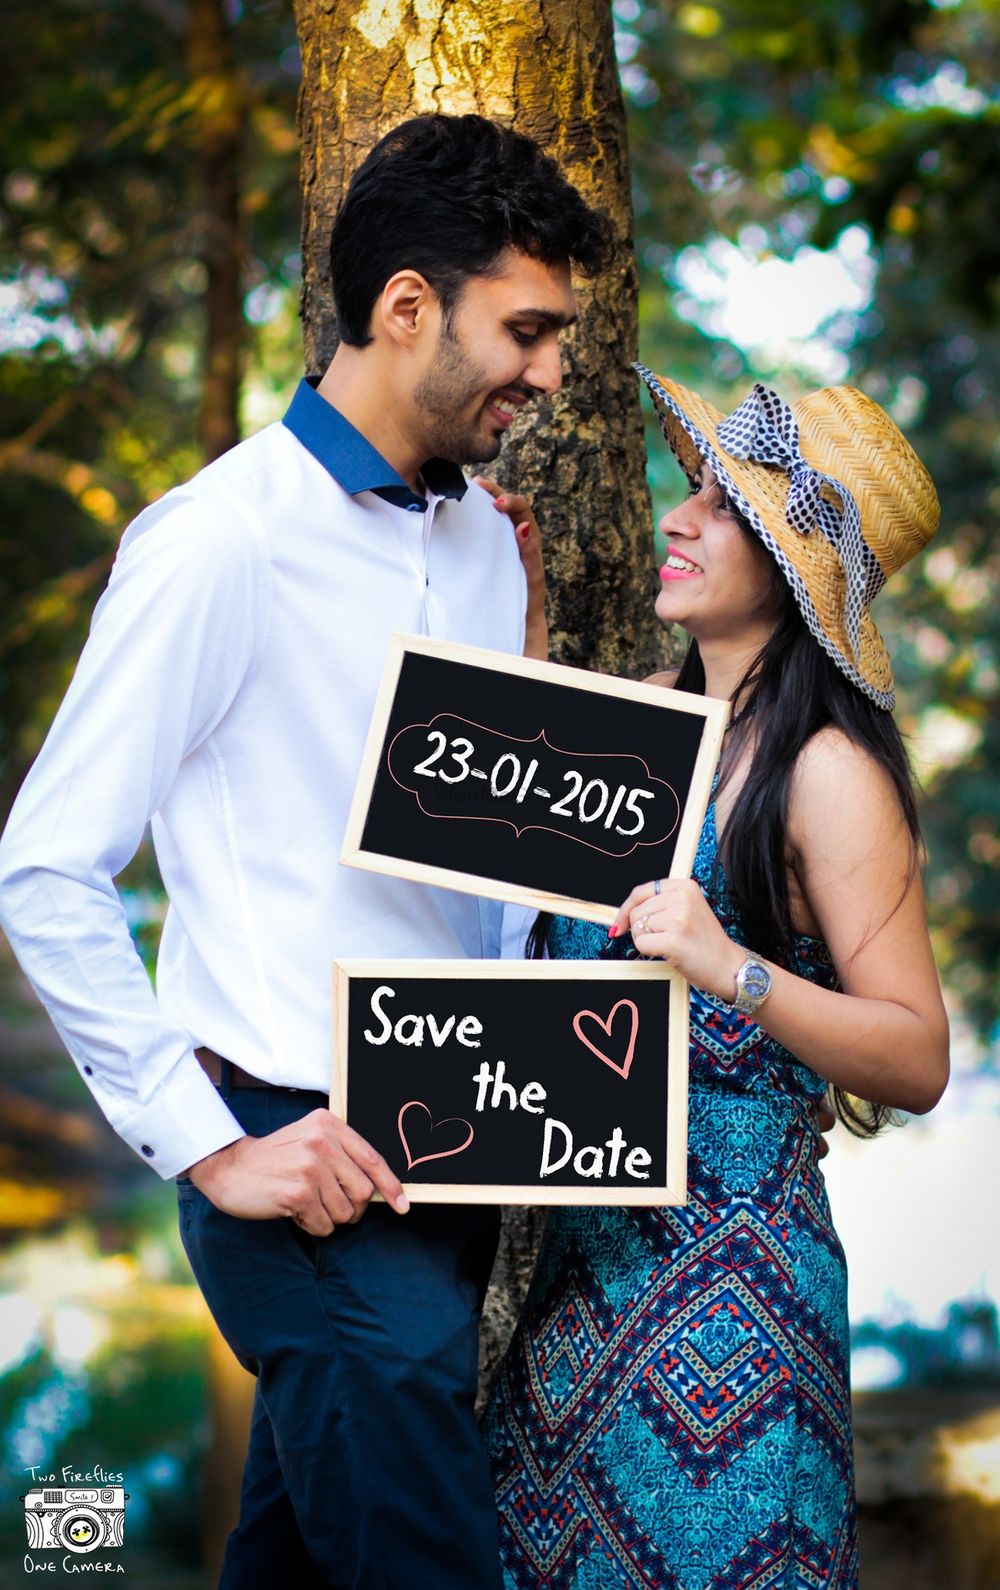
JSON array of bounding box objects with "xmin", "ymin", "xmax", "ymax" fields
[{"xmin": 742, "ymin": 962, "xmax": 771, "ymax": 998}]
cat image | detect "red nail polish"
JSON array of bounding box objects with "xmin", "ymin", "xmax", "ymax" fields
[
  {"xmin": 518, "ymin": 523, "xmax": 530, "ymax": 539},
  {"xmin": 608, "ymin": 923, "xmax": 619, "ymax": 939}
]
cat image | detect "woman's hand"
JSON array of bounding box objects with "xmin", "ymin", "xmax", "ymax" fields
[
  {"xmin": 610, "ymin": 734, "xmax": 949, "ymax": 1117},
  {"xmin": 474, "ymin": 475, "xmax": 547, "ymax": 660},
  {"xmin": 610, "ymin": 877, "xmax": 745, "ymax": 1001}
]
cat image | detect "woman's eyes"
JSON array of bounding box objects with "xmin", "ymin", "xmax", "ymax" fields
[
  {"xmin": 687, "ymin": 477, "xmax": 739, "ymax": 517},
  {"xmin": 686, "ymin": 476, "xmax": 722, "ymax": 503}
]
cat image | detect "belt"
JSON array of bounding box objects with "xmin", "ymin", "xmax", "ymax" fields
[{"xmin": 196, "ymin": 1046, "xmax": 297, "ymax": 1092}]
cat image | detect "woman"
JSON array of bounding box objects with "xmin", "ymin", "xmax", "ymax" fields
[{"xmin": 480, "ymin": 369, "xmax": 949, "ymax": 1589}]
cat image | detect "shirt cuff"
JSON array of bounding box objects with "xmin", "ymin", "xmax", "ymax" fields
[{"xmin": 117, "ymin": 1056, "xmax": 247, "ymax": 1181}]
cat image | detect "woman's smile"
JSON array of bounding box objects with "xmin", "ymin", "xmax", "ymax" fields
[{"xmin": 659, "ymin": 549, "xmax": 702, "ymax": 581}]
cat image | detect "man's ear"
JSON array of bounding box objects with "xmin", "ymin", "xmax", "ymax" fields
[{"xmin": 378, "ymin": 270, "xmax": 438, "ymax": 349}]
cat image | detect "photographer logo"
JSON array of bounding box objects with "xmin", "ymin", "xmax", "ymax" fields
[{"xmin": 20, "ymin": 1475, "xmax": 128, "ymax": 1574}]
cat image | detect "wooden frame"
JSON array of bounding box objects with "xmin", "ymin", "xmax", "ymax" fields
[
  {"xmin": 332, "ymin": 958, "xmax": 688, "ymax": 1206},
  {"xmin": 341, "ymin": 633, "xmax": 729, "ymax": 924}
]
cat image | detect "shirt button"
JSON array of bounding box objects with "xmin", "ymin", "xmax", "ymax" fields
[
  {"xmin": 140, "ymin": 1144, "xmax": 155, "ymax": 1158},
  {"xmin": 83, "ymin": 1065, "xmax": 93, "ymax": 1076}
]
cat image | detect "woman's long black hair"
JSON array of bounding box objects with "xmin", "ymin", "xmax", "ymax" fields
[{"xmin": 531, "ymin": 521, "xmax": 921, "ymax": 1137}]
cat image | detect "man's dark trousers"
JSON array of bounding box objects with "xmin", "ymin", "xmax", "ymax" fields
[{"xmin": 177, "ymin": 1076, "xmax": 503, "ymax": 1589}]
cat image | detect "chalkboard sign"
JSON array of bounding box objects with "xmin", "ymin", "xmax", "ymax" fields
[
  {"xmin": 331, "ymin": 960, "xmax": 687, "ymax": 1205},
  {"xmin": 342, "ymin": 635, "xmax": 728, "ymax": 923}
]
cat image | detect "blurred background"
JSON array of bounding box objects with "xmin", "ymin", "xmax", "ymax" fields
[{"xmin": 0, "ymin": 0, "xmax": 997, "ymax": 1584}]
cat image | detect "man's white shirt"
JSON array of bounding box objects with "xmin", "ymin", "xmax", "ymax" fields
[{"xmin": 0, "ymin": 384, "xmax": 526, "ymax": 1178}]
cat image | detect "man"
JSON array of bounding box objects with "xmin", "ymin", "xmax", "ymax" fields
[{"xmin": 0, "ymin": 115, "xmax": 612, "ymax": 1587}]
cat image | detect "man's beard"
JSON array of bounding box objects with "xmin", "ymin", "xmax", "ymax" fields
[{"xmin": 412, "ymin": 324, "xmax": 500, "ymax": 465}]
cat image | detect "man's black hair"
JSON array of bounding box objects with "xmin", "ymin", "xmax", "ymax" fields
[{"xmin": 329, "ymin": 114, "xmax": 616, "ymax": 347}]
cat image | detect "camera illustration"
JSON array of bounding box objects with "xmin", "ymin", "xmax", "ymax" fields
[{"xmin": 22, "ymin": 1486, "xmax": 128, "ymax": 1552}]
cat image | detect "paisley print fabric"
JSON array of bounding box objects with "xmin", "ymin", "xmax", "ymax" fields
[{"xmin": 484, "ymin": 793, "xmax": 858, "ymax": 1589}]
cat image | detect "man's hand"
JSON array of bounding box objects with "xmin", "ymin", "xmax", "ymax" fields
[
  {"xmin": 186, "ymin": 1109, "xmax": 409, "ymax": 1233},
  {"xmin": 814, "ymin": 1095, "xmax": 836, "ymax": 1160},
  {"xmin": 473, "ymin": 475, "xmax": 547, "ymax": 661}
]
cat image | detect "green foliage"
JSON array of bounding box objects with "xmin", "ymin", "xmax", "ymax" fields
[
  {"xmin": 0, "ymin": 0, "xmax": 300, "ymax": 804},
  {"xmin": 616, "ymin": 0, "xmax": 999, "ymax": 1047},
  {"xmin": 0, "ymin": 1292, "xmax": 207, "ymax": 1561}
]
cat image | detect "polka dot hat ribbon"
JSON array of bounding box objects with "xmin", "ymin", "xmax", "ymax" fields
[{"xmin": 716, "ymin": 383, "xmax": 874, "ymax": 662}]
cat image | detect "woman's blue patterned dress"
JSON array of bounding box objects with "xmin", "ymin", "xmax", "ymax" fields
[{"xmin": 484, "ymin": 789, "xmax": 859, "ymax": 1589}]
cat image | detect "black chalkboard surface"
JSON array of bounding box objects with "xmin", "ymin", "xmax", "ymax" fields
[
  {"xmin": 332, "ymin": 960, "xmax": 688, "ymax": 1205},
  {"xmin": 342, "ymin": 635, "xmax": 728, "ymax": 923}
]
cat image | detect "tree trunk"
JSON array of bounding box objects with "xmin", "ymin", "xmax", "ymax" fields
[
  {"xmin": 293, "ymin": 0, "xmax": 664, "ymax": 1399},
  {"xmin": 187, "ymin": 0, "xmax": 246, "ymax": 460}
]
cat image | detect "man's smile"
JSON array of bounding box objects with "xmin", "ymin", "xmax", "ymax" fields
[{"xmin": 485, "ymin": 390, "xmax": 530, "ymax": 428}]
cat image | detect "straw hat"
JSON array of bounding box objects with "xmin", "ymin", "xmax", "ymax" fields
[{"xmin": 635, "ymin": 363, "xmax": 940, "ymax": 709}]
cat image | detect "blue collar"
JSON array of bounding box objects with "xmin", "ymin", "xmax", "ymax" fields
[{"xmin": 282, "ymin": 378, "xmax": 467, "ymax": 512}]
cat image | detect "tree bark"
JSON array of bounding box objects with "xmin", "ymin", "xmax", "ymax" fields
[
  {"xmin": 293, "ymin": 0, "xmax": 665, "ymax": 1399},
  {"xmin": 187, "ymin": 0, "xmax": 246, "ymax": 460}
]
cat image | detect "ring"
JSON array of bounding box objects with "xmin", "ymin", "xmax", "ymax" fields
[
  {"xmin": 637, "ymin": 915, "xmax": 650, "ymax": 933},
  {"xmin": 653, "ymin": 878, "xmax": 661, "ymax": 895}
]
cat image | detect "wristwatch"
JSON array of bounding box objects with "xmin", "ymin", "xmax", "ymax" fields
[{"xmin": 731, "ymin": 952, "xmax": 772, "ymax": 1016}]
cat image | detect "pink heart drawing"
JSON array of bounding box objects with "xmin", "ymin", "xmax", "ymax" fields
[
  {"xmin": 397, "ymin": 1101, "xmax": 475, "ymax": 1171},
  {"xmin": 572, "ymin": 1000, "xmax": 640, "ymax": 1080}
]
